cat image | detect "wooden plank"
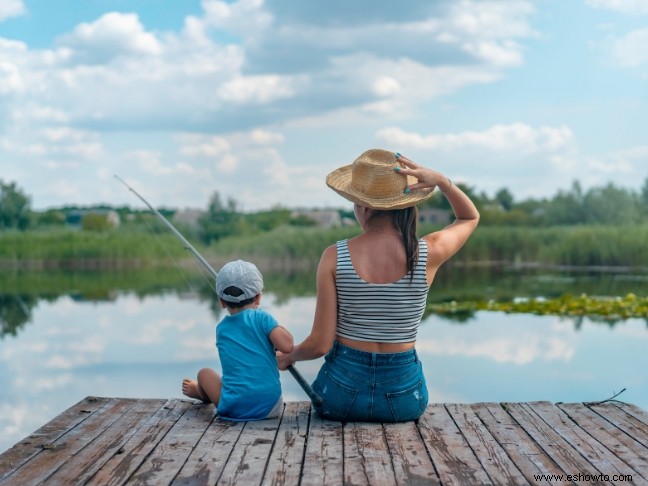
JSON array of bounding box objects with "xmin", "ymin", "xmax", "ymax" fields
[
  {"xmin": 589, "ymin": 404, "xmax": 648, "ymax": 449},
  {"xmin": 261, "ymin": 401, "xmax": 310, "ymax": 486},
  {"xmin": 611, "ymin": 403, "xmax": 648, "ymax": 446},
  {"xmin": 446, "ymin": 403, "xmax": 527, "ymax": 485},
  {"xmin": 527, "ymin": 402, "xmax": 634, "ymax": 479},
  {"xmin": 300, "ymin": 408, "xmax": 343, "ymax": 486},
  {"xmin": 615, "ymin": 403, "xmax": 648, "ymax": 428},
  {"xmin": 383, "ymin": 420, "xmax": 440, "ymax": 485},
  {"xmin": 505, "ymin": 402, "xmax": 611, "ymax": 485},
  {"xmin": 45, "ymin": 399, "xmax": 168, "ymax": 485},
  {"xmin": 127, "ymin": 402, "xmax": 216, "ymax": 485},
  {"xmin": 471, "ymin": 403, "xmax": 565, "ymax": 486},
  {"xmin": 215, "ymin": 415, "xmax": 282, "ymax": 485},
  {"xmin": 558, "ymin": 403, "xmax": 648, "ymax": 481},
  {"xmin": 87, "ymin": 399, "xmax": 194, "ymax": 486},
  {"xmin": 171, "ymin": 414, "xmax": 245, "ymax": 485},
  {"xmin": 343, "ymin": 422, "xmax": 396, "ymax": 485},
  {"xmin": 0, "ymin": 396, "xmax": 111, "ymax": 481},
  {"xmin": 417, "ymin": 403, "xmax": 491, "ymax": 486},
  {"xmin": 4, "ymin": 398, "xmax": 648, "ymax": 486},
  {"xmin": 0, "ymin": 398, "xmax": 138, "ymax": 486}
]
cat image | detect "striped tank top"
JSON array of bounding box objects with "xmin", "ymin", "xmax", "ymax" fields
[{"xmin": 335, "ymin": 239, "xmax": 429, "ymax": 343}]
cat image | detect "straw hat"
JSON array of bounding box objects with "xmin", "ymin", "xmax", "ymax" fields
[{"xmin": 326, "ymin": 149, "xmax": 434, "ymax": 210}]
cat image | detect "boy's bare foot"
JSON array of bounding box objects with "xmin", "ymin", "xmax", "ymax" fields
[{"xmin": 182, "ymin": 378, "xmax": 207, "ymax": 402}]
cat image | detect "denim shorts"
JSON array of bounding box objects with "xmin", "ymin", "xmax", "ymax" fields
[{"xmin": 311, "ymin": 341, "xmax": 428, "ymax": 422}]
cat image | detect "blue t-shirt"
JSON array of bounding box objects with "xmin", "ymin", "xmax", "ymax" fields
[{"xmin": 216, "ymin": 308, "xmax": 281, "ymax": 421}]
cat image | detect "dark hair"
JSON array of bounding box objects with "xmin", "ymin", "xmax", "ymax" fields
[
  {"xmin": 368, "ymin": 206, "xmax": 419, "ymax": 280},
  {"xmin": 220, "ymin": 285, "xmax": 256, "ymax": 309}
]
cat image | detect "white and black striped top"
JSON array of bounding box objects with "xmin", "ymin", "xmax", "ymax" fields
[{"xmin": 335, "ymin": 239, "xmax": 429, "ymax": 344}]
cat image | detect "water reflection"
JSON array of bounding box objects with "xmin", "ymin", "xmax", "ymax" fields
[
  {"xmin": 3, "ymin": 265, "xmax": 648, "ymax": 338},
  {"xmin": 1, "ymin": 266, "xmax": 647, "ymax": 454},
  {"xmin": 0, "ymin": 295, "xmax": 35, "ymax": 337}
]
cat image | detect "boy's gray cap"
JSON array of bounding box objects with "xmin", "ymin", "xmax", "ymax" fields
[{"xmin": 216, "ymin": 260, "xmax": 264, "ymax": 303}]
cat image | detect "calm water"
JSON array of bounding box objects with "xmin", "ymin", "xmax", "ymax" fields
[{"xmin": 1, "ymin": 269, "xmax": 648, "ymax": 453}]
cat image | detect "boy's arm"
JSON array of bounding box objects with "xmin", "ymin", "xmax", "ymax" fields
[{"xmin": 270, "ymin": 326, "xmax": 294, "ymax": 354}]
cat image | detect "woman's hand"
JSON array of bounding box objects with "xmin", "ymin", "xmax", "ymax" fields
[
  {"xmin": 276, "ymin": 351, "xmax": 295, "ymax": 371},
  {"xmin": 395, "ymin": 154, "xmax": 452, "ymax": 193}
]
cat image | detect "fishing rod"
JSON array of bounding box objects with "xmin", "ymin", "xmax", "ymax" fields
[{"xmin": 115, "ymin": 175, "xmax": 323, "ymax": 407}]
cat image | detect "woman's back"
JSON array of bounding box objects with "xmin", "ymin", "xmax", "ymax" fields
[
  {"xmin": 335, "ymin": 237, "xmax": 429, "ymax": 350},
  {"xmin": 346, "ymin": 233, "xmax": 411, "ymax": 284}
]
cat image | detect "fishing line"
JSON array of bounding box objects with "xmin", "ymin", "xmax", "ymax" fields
[{"xmin": 138, "ymin": 212, "xmax": 211, "ymax": 295}]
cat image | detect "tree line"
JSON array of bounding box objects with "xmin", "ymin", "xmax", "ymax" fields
[
  {"xmin": 3, "ymin": 176, "xmax": 648, "ymax": 242},
  {"xmin": 421, "ymin": 178, "xmax": 648, "ymax": 227}
]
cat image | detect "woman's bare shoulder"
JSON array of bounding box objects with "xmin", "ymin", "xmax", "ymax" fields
[{"xmin": 320, "ymin": 243, "xmax": 338, "ymax": 265}]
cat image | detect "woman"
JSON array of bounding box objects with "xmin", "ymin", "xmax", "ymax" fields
[{"xmin": 277, "ymin": 149, "xmax": 479, "ymax": 422}]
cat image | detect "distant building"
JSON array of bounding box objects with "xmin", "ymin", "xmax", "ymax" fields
[
  {"xmin": 173, "ymin": 208, "xmax": 204, "ymax": 228},
  {"xmin": 104, "ymin": 210, "xmax": 120, "ymax": 228},
  {"xmin": 418, "ymin": 208, "xmax": 451, "ymax": 225},
  {"xmin": 66, "ymin": 209, "xmax": 120, "ymax": 228},
  {"xmin": 291, "ymin": 210, "xmax": 341, "ymax": 228}
]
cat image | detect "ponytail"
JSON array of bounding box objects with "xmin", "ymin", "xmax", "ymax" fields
[
  {"xmin": 393, "ymin": 207, "xmax": 419, "ymax": 280},
  {"xmin": 366, "ymin": 206, "xmax": 419, "ymax": 280}
]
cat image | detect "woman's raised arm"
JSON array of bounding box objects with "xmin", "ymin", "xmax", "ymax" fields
[{"xmin": 396, "ymin": 154, "xmax": 480, "ymax": 273}]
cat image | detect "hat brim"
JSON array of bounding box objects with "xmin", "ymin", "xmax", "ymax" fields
[{"xmin": 326, "ymin": 164, "xmax": 435, "ymax": 210}]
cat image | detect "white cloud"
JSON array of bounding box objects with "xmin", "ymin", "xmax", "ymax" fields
[
  {"xmin": 461, "ymin": 40, "xmax": 524, "ymax": 67},
  {"xmin": 372, "ymin": 76, "xmax": 402, "ymax": 97},
  {"xmin": 175, "ymin": 128, "xmax": 288, "ymax": 183},
  {"xmin": 0, "ymin": 0, "xmax": 25, "ymax": 22},
  {"xmin": 179, "ymin": 134, "xmax": 231, "ymax": 158},
  {"xmin": 1, "ymin": 123, "xmax": 103, "ymax": 160},
  {"xmin": 586, "ymin": 0, "xmax": 648, "ymax": 14},
  {"xmin": 0, "ymin": 61, "xmax": 24, "ymax": 95},
  {"xmin": 611, "ymin": 27, "xmax": 648, "ymax": 67},
  {"xmin": 217, "ymin": 75, "xmax": 295, "ymax": 104},
  {"xmin": 376, "ymin": 123, "xmax": 573, "ymax": 153},
  {"xmin": 450, "ymin": 0, "xmax": 536, "ymax": 38},
  {"xmin": 13, "ymin": 105, "xmax": 70, "ymax": 123},
  {"xmin": 201, "ymin": 0, "xmax": 272, "ymax": 33},
  {"xmin": 57, "ymin": 12, "xmax": 163, "ymax": 64},
  {"xmin": 0, "ymin": 39, "xmax": 28, "ymax": 95},
  {"xmin": 128, "ymin": 150, "xmax": 196, "ymax": 176},
  {"xmin": 250, "ymin": 129, "xmax": 284, "ymax": 145}
]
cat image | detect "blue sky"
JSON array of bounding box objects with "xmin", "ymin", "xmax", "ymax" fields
[{"xmin": 1, "ymin": 0, "xmax": 647, "ymax": 211}]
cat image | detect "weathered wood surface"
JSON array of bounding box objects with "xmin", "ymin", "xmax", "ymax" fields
[{"xmin": 1, "ymin": 398, "xmax": 647, "ymax": 485}]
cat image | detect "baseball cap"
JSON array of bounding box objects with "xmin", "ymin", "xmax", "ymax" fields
[{"xmin": 216, "ymin": 260, "xmax": 264, "ymax": 303}]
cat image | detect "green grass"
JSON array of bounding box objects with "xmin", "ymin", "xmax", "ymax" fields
[
  {"xmin": 4, "ymin": 223, "xmax": 648, "ymax": 269},
  {"xmin": 0, "ymin": 228, "xmax": 194, "ymax": 263}
]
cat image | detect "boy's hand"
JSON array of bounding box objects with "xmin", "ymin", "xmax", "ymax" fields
[{"xmin": 276, "ymin": 351, "xmax": 294, "ymax": 371}]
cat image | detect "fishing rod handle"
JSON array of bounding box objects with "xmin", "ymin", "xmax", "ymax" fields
[{"xmin": 287, "ymin": 364, "xmax": 323, "ymax": 407}]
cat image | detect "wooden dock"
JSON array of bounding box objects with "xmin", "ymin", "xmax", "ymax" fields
[{"xmin": 1, "ymin": 397, "xmax": 647, "ymax": 485}]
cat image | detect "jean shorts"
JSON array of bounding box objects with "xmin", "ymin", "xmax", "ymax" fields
[{"xmin": 311, "ymin": 341, "xmax": 428, "ymax": 422}]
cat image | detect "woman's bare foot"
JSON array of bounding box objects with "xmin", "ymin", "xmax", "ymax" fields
[{"xmin": 182, "ymin": 378, "xmax": 208, "ymax": 402}]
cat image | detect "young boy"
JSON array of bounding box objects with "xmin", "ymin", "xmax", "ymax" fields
[{"xmin": 182, "ymin": 260, "xmax": 293, "ymax": 420}]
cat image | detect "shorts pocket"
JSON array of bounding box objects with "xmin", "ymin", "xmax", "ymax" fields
[
  {"xmin": 386, "ymin": 380, "xmax": 427, "ymax": 422},
  {"xmin": 314, "ymin": 370, "xmax": 358, "ymax": 421}
]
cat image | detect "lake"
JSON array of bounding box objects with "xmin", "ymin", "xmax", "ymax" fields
[{"xmin": 1, "ymin": 266, "xmax": 647, "ymax": 453}]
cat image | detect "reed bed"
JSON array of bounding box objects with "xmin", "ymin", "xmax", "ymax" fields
[{"xmin": 3, "ymin": 224, "xmax": 648, "ymax": 269}]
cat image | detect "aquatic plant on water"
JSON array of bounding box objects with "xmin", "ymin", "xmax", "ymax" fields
[{"xmin": 427, "ymin": 293, "xmax": 648, "ymax": 321}]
